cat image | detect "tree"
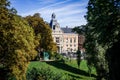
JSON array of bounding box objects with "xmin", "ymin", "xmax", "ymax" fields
[
  {"xmin": 72, "ymin": 25, "xmax": 86, "ymax": 35},
  {"xmin": 0, "ymin": 0, "xmax": 37, "ymax": 79},
  {"xmin": 76, "ymin": 48, "xmax": 81, "ymax": 68},
  {"xmin": 85, "ymin": 0, "xmax": 120, "ymax": 79},
  {"xmin": 25, "ymin": 13, "xmax": 57, "ymax": 52},
  {"xmin": 72, "ymin": 25, "xmax": 86, "ymax": 69}
]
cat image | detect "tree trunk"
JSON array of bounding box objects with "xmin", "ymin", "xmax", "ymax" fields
[{"xmin": 106, "ymin": 41, "xmax": 120, "ymax": 80}]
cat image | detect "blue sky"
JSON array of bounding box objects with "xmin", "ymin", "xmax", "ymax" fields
[{"xmin": 11, "ymin": 0, "xmax": 88, "ymax": 28}]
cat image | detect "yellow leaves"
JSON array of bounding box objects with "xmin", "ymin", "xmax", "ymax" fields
[
  {"xmin": 25, "ymin": 14, "xmax": 57, "ymax": 52},
  {"xmin": 0, "ymin": 1, "xmax": 39, "ymax": 79},
  {"xmin": 0, "ymin": 15, "xmax": 37, "ymax": 79},
  {"xmin": 9, "ymin": 58, "xmax": 28, "ymax": 80}
]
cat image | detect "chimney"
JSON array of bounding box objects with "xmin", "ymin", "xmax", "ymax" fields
[{"xmin": 66, "ymin": 26, "xmax": 68, "ymax": 28}]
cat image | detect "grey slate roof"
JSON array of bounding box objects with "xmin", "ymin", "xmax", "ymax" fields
[{"xmin": 61, "ymin": 27, "xmax": 75, "ymax": 33}]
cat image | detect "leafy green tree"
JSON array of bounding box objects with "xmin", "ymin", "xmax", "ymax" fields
[
  {"xmin": 0, "ymin": 0, "xmax": 37, "ymax": 79},
  {"xmin": 85, "ymin": 0, "xmax": 120, "ymax": 79},
  {"xmin": 25, "ymin": 13, "xmax": 57, "ymax": 52},
  {"xmin": 72, "ymin": 25, "xmax": 86, "ymax": 35}
]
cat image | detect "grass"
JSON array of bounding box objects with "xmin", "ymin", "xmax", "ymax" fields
[{"xmin": 28, "ymin": 60, "xmax": 96, "ymax": 80}]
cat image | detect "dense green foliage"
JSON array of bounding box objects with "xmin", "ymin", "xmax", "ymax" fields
[
  {"xmin": 27, "ymin": 67, "xmax": 65, "ymax": 80},
  {"xmin": 28, "ymin": 60, "xmax": 96, "ymax": 80},
  {"xmin": 0, "ymin": 0, "xmax": 37, "ymax": 79},
  {"xmin": 76, "ymin": 49, "xmax": 81, "ymax": 68},
  {"xmin": 85, "ymin": 0, "xmax": 120, "ymax": 80},
  {"xmin": 24, "ymin": 14, "xmax": 57, "ymax": 52},
  {"xmin": 72, "ymin": 25, "xmax": 86, "ymax": 35}
]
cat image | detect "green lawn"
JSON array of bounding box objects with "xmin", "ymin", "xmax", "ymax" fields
[{"xmin": 28, "ymin": 60, "xmax": 96, "ymax": 80}]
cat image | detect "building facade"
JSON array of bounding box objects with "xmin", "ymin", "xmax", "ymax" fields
[
  {"xmin": 62, "ymin": 28, "xmax": 78, "ymax": 53},
  {"xmin": 49, "ymin": 13, "xmax": 78, "ymax": 53}
]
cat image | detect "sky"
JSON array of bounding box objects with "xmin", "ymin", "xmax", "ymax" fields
[{"xmin": 10, "ymin": 0, "xmax": 88, "ymax": 28}]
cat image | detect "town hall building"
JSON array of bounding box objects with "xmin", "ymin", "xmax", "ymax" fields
[{"xmin": 49, "ymin": 13, "xmax": 79, "ymax": 54}]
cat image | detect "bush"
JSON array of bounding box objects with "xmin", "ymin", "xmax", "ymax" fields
[
  {"xmin": 26, "ymin": 67, "xmax": 70, "ymax": 80},
  {"xmin": 54, "ymin": 53, "xmax": 63, "ymax": 60},
  {"xmin": 32, "ymin": 53, "xmax": 40, "ymax": 61}
]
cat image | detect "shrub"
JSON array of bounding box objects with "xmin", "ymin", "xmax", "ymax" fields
[
  {"xmin": 26, "ymin": 67, "xmax": 70, "ymax": 80},
  {"xmin": 54, "ymin": 53, "xmax": 63, "ymax": 60}
]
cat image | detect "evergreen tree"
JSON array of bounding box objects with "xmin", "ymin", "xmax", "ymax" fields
[
  {"xmin": 72, "ymin": 25, "xmax": 85, "ymax": 69},
  {"xmin": 0, "ymin": 0, "xmax": 37, "ymax": 79},
  {"xmin": 76, "ymin": 48, "xmax": 81, "ymax": 68},
  {"xmin": 86, "ymin": 0, "xmax": 120, "ymax": 79}
]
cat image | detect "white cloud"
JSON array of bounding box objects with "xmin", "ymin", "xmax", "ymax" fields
[
  {"xmin": 19, "ymin": 0, "xmax": 88, "ymax": 27},
  {"xmin": 58, "ymin": 16, "xmax": 87, "ymax": 27},
  {"xmin": 20, "ymin": 0, "xmax": 70, "ymax": 16},
  {"xmin": 40, "ymin": 0, "xmax": 71, "ymax": 10}
]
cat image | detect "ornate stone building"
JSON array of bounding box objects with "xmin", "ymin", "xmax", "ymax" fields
[
  {"xmin": 50, "ymin": 13, "xmax": 63, "ymax": 53},
  {"xmin": 49, "ymin": 13, "xmax": 78, "ymax": 53}
]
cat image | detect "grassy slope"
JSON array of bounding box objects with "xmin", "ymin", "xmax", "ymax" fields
[{"xmin": 28, "ymin": 60, "xmax": 96, "ymax": 80}]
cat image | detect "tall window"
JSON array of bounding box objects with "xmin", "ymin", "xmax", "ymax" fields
[
  {"xmin": 74, "ymin": 38, "xmax": 76, "ymax": 43},
  {"xmin": 66, "ymin": 38, "xmax": 68, "ymax": 43},
  {"xmin": 53, "ymin": 25, "xmax": 55, "ymax": 29},
  {"xmin": 66, "ymin": 44, "xmax": 68, "ymax": 47},
  {"xmin": 74, "ymin": 44, "xmax": 76, "ymax": 47},
  {"xmin": 70, "ymin": 38, "xmax": 72, "ymax": 43},
  {"xmin": 56, "ymin": 37, "xmax": 60, "ymax": 43}
]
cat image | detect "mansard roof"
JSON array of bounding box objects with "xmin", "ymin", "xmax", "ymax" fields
[{"xmin": 61, "ymin": 27, "xmax": 75, "ymax": 33}]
